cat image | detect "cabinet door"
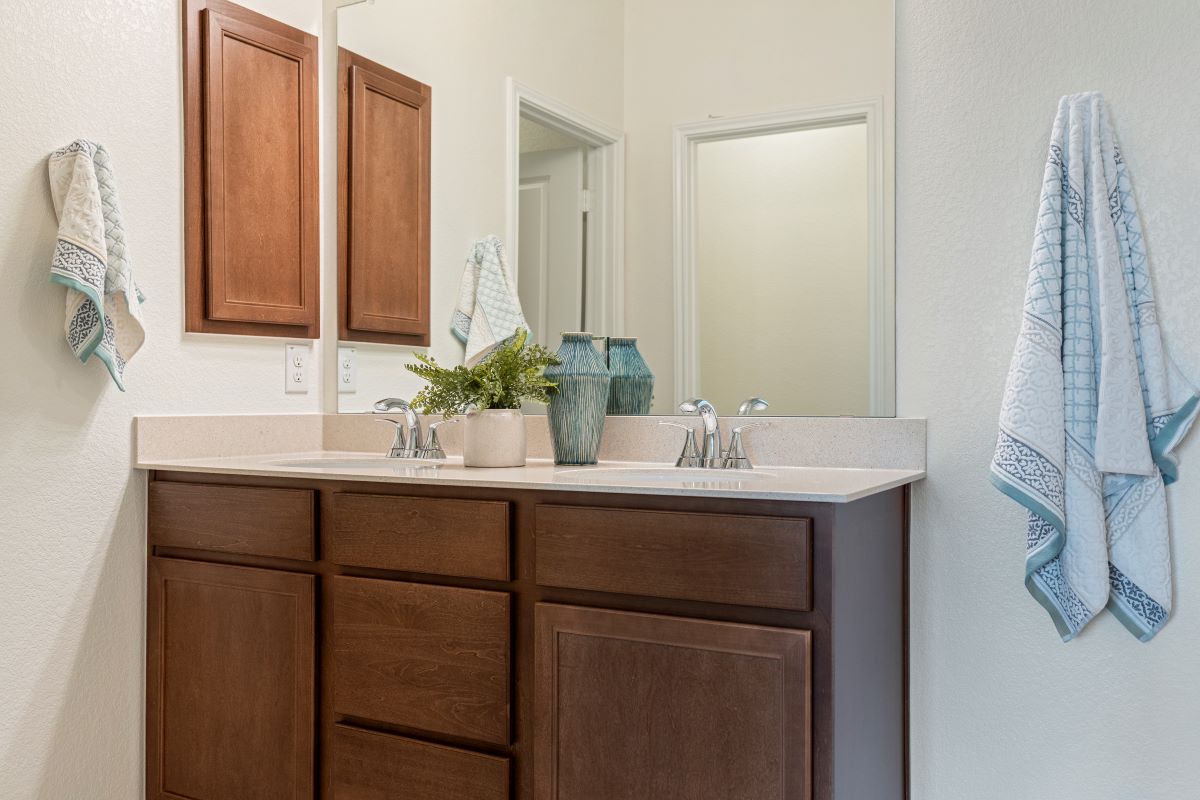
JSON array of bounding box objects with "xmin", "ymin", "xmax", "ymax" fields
[
  {"xmin": 337, "ymin": 48, "xmax": 432, "ymax": 346},
  {"xmin": 535, "ymin": 604, "xmax": 811, "ymax": 800},
  {"xmin": 147, "ymin": 558, "xmax": 315, "ymax": 800},
  {"xmin": 184, "ymin": 0, "xmax": 319, "ymax": 338}
]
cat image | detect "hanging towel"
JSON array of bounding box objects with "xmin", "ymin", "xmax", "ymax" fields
[
  {"xmin": 451, "ymin": 234, "xmax": 528, "ymax": 366},
  {"xmin": 48, "ymin": 139, "xmax": 146, "ymax": 390},
  {"xmin": 991, "ymin": 92, "xmax": 1200, "ymax": 642}
]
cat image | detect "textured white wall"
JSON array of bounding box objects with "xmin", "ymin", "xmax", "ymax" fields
[
  {"xmin": 0, "ymin": 1, "xmax": 322, "ymax": 796},
  {"xmin": 898, "ymin": 1, "xmax": 1200, "ymax": 797}
]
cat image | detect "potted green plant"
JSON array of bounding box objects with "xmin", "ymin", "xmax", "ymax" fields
[{"xmin": 406, "ymin": 330, "xmax": 559, "ymax": 467}]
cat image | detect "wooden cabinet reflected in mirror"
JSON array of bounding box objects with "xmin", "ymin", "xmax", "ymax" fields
[{"xmin": 337, "ymin": 48, "xmax": 432, "ymax": 346}]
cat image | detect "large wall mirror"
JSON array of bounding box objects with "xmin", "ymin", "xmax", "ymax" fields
[{"xmin": 335, "ymin": 0, "xmax": 895, "ymax": 417}]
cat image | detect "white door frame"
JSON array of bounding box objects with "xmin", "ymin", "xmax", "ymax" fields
[
  {"xmin": 506, "ymin": 78, "xmax": 625, "ymax": 335},
  {"xmin": 672, "ymin": 98, "xmax": 889, "ymax": 414}
]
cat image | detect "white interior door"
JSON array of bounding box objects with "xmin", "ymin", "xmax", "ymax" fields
[
  {"xmin": 519, "ymin": 147, "xmax": 585, "ymax": 343},
  {"xmin": 517, "ymin": 180, "xmax": 550, "ymax": 346}
]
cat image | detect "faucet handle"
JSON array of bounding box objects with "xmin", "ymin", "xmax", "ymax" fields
[
  {"xmin": 420, "ymin": 419, "xmax": 458, "ymax": 460},
  {"xmin": 723, "ymin": 421, "xmax": 769, "ymax": 470},
  {"xmin": 659, "ymin": 421, "xmax": 701, "ymax": 468},
  {"xmin": 375, "ymin": 417, "xmax": 407, "ymax": 457},
  {"xmin": 737, "ymin": 397, "xmax": 769, "ymax": 416}
]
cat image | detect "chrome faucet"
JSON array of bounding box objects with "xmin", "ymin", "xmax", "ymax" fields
[
  {"xmin": 678, "ymin": 398, "xmax": 722, "ymax": 468},
  {"xmin": 670, "ymin": 398, "xmax": 769, "ymax": 469},
  {"xmin": 374, "ymin": 397, "xmax": 423, "ymax": 458}
]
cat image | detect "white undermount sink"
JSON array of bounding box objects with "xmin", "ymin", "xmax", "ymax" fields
[
  {"xmin": 554, "ymin": 466, "xmax": 775, "ymax": 483},
  {"xmin": 271, "ymin": 456, "xmax": 446, "ymax": 469}
]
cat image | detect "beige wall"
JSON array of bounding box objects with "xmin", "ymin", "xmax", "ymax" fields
[
  {"xmin": 334, "ymin": 0, "xmax": 624, "ymax": 411},
  {"xmin": 623, "ymin": 0, "xmax": 894, "ymax": 413},
  {"xmin": 0, "ymin": 0, "xmax": 323, "ymax": 796},
  {"xmin": 695, "ymin": 125, "xmax": 871, "ymax": 415},
  {"xmin": 899, "ymin": 1, "xmax": 1200, "ymax": 797}
]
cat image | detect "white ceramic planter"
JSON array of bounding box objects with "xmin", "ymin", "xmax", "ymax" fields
[{"xmin": 463, "ymin": 409, "xmax": 527, "ymax": 468}]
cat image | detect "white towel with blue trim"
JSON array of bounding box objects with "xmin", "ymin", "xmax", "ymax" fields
[
  {"xmin": 48, "ymin": 140, "xmax": 145, "ymax": 390},
  {"xmin": 991, "ymin": 92, "xmax": 1200, "ymax": 642},
  {"xmin": 451, "ymin": 235, "xmax": 528, "ymax": 366}
]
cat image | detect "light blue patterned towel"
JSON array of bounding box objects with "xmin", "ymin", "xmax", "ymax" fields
[
  {"xmin": 451, "ymin": 235, "xmax": 528, "ymax": 366},
  {"xmin": 992, "ymin": 93, "xmax": 1200, "ymax": 642},
  {"xmin": 48, "ymin": 140, "xmax": 145, "ymax": 390}
]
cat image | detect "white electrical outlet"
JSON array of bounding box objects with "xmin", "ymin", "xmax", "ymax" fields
[
  {"xmin": 337, "ymin": 346, "xmax": 357, "ymax": 393},
  {"xmin": 284, "ymin": 343, "xmax": 311, "ymax": 394}
]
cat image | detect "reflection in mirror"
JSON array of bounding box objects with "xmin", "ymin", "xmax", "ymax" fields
[
  {"xmin": 517, "ymin": 119, "xmax": 588, "ymax": 348},
  {"xmin": 335, "ymin": 0, "xmax": 894, "ymax": 417}
]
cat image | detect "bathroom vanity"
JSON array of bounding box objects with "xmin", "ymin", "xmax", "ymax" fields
[{"xmin": 141, "ymin": 432, "xmax": 918, "ymax": 800}]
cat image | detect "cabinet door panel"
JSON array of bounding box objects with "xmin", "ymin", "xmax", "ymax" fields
[
  {"xmin": 332, "ymin": 577, "xmax": 510, "ymax": 746},
  {"xmin": 147, "ymin": 557, "xmax": 314, "ymax": 800},
  {"xmin": 535, "ymin": 603, "xmax": 811, "ymax": 800},
  {"xmin": 184, "ymin": 0, "xmax": 319, "ymax": 337},
  {"xmin": 338, "ymin": 48, "xmax": 431, "ymax": 345}
]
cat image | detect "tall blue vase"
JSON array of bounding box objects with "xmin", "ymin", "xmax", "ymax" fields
[
  {"xmin": 545, "ymin": 332, "xmax": 611, "ymax": 465},
  {"xmin": 605, "ymin": 337, "xmax": 654, "ymax": 415}
]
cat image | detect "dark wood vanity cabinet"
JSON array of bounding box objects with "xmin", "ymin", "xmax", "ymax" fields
[
  {"xmin": 146, "ymin": 474, "xmax": 907, "ymax": 800},
  {"xmin": 183, "ymin": 0, "xmax": 320, "ymax": 338}
]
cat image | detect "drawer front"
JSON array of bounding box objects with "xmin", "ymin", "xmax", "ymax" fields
[
  {"xmin": 331, "ymin": 493, "xmax": 510, "ymax": 580},
  {"xmin": 331, "ymin": 577, "xmax": 510, "ymax": 745},
  {"xmin": 149, "ymin": 481, "xmax": 315, "ymax": 561},
  {"xmin": 331, "ymin": 725, "xmax": 509, "ymax": 800},
  {"xmin": 535, "ymin": 505, "xmax": 812, "ymax": 610}
]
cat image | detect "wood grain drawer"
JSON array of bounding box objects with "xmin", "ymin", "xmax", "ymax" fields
[
  {"xmin": 331, "ymin": 724, "xmax": 509, "ymax": 800},
  {"xmin": 149, "ymin": 481, "xmax": 315, "ymax": 560},
  {"xmin": 330, "ymin": 493, "xmax": 510, "ymax": 580},
  {"xmin": 535, "ymin": 505, "xmax": 812, "ymax": 610},
  {"xmin": 331, "ymin": 577, "xmax": 510, "ymax": 745}
]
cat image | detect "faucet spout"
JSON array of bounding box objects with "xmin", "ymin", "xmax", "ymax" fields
[
  {"xmin": 374, "ymin": 398, "xmax": 423, "ymax": 457},
  {"xmin": 679, "ymin": 398, "xmax": 722, "ymax": 467}
]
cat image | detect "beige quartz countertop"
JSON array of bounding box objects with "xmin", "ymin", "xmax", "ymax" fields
[{"xmin": 136, "ymin": 451, "xmax": 924, "ymax": 503}]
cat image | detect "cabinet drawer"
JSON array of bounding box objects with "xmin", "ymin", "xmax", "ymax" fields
[
  {"xmin": 535, "ymin": 505, "xmax": 812, "ymax": 610},
  {"xmin": 331, "ymin": 725, "xmax": 508, "ymax": 800},
  {"xmin": 331, "ymin": 493, "xmax": 510, "ymax": 580},
  {"xmin": 331, "ymin": 577, "xmax": 510, "ymax": 745},
  {"xmin": 149, "ymin": 481, "xmax": 315, "ymax": 561}
]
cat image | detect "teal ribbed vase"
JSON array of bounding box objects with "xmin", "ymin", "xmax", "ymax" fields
[
  {"xmin": 605, "ymin": 337, "xmax": 654, "ymax": 415},
  {"xmin": 545, "ymin": 332, "xmax": 611, "ymax": 465}
]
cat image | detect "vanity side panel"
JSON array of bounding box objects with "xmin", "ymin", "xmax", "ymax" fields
[{"xmin": 830, "ymin": 487, "xmax": 906, "ymax": 800}]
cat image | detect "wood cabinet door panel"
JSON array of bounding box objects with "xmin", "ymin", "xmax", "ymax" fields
[
  {"xmin": 147, "ymin": 557, "xmax": 314, "ymax": 800},
  {"xmin": 203, "ymin": 8, "xmax": 317, "ymax": 325},
  {"xmin": 184, "ymin": 0, "xmax": 319, "ymax": 337},
  {"xmin": 535, "ymin": 603, "xmax": 811, "ymax": 800},
  {"xmin": 330, "ymin": 724, "xmax": 509, "ymax": 800},
  {"xmin": 338, "ymin": 48, "xmax": 431, "ymax": 345},
  {"xmin": 331, "ymin": 577, "xmax": 511, "ymax": 746}
]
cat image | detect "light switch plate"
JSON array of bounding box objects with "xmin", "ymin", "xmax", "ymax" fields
[
  {"xmin": 284, "ymin": 343, "xmax": 311, "ymax": 394},
  {"xmin": 337, "ymin": 346, "xmax": 357, "ymax": 393}
]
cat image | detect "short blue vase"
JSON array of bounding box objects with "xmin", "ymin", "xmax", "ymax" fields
[
  {"xmin": 605, "ymin": 337, "xmax": 654, "ymax": 415},
  {"xmin": 545, "ymin": 332, "xmax": 611, "ymax": 465}
]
